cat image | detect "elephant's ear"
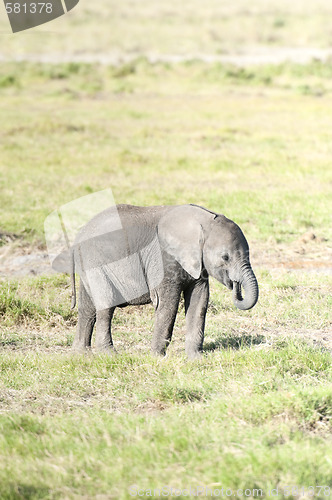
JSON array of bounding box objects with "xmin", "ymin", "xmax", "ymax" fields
[{"xmin": 157, "ymin": 205, "xmax": 206, "ymax": 279}]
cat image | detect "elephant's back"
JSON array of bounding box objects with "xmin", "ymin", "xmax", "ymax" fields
[
  {"xmin": 76, "ymin": 204, "xmax": 174, "ymax": 243},
  {"xmin": 116, "ymin": 204, "xmax": 174, "ymax": 228}
]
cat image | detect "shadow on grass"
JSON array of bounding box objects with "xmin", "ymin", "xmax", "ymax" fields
[
  {"xmin": 0, "ymin": 334, "xmax": 24, "ymax": 347},
  {"xmin": 2, "ymin": 483, "xmax": 50, "ymax": 500},
  {"xmin": 204, "ymin": 333, "xmax": 266, "ymax": 352}
]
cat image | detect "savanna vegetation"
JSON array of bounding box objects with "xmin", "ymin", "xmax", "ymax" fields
[{"xmin": 0, "ymin": 1, "xmax": 331, "ymax": 498}]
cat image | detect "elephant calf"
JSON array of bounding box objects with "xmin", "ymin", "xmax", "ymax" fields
[{"xmin": 70, "ymin": 204, "xmax": 259, "ymax": 359}]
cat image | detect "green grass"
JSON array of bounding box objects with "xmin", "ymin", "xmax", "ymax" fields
[
  {"xmin": 1, "ymin": 60, "xmax": 332, "ymax": 245},
  {"xmin": 1, "ymin": 272, "xmax": 331, "ymax": 348},
  {"xmin": 0, "ymin": 343, "xmax": 331, "ymax": 498},
  {"xmin": 0, "ymin": 270, "xmax": 331, "ymax": 496},
  {"xmin": 0, "ymin": 275, "xmax": 75, "ymax": 326},
  {"xmin": 1, "ymin": 29, "xmax": 332, "ymax": 497}
]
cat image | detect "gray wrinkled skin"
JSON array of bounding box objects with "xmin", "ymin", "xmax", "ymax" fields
[{"xmin": 71, "ymin": 204, "xmax": 259, "ymax": 359}]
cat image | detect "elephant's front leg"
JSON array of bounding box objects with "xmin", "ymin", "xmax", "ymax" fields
[
  {"xmin": 72, "ymin": 279, "xmax": 96, "ymax": 352},
  {"xmin": 183, "ymin": 279, "xmax": 209, "ymax": 359},
  {"xmin": 95, "ymin": 307, "xmax": 116, "ymax": 354},
  {"xmin": 151, "ymin": 285, "xmax": 182, "ymax": 356}
]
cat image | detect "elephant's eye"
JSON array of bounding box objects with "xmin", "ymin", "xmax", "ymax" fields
[{"xmin": 222, "ymin": 254, "xmax": 229, "ymax": 262}]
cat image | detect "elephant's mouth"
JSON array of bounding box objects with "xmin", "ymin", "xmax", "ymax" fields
[
  {"xmin": 220, "ymin": 263, "xmax": 258, "ymax": 311},
  {"xmin": 226, "ymin": 278, "xmax": 234, "ymax": 290},
  {"xmin": 232, "ymin": 276, "xmax": 259, "ymax": 311},
  {"xmin": 232, "ymin": 281, "xmax": 243, "ymax": 300},
  {"xmin": 228, "ymin": 280, "xmax": 243, "ymax": 300}
]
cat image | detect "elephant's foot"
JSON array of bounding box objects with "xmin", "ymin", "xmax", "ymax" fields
[
  {"xmin": 186, "ymin": 349, "xmax": 203, "ymax": 360},
  {"xmin": 71, "ymin": 343, "xmax": 92, "ymax": 354},
  {"xmin": 95, "ymin": 345, "xmax": 117, "ymax": 355},
  {"xmin": 151, "ymin": 337, "xmax": 172, "ymax": 357},
  {"xmin": 151, "ymin": 349, "xmax": 167, "ymax": 358}
]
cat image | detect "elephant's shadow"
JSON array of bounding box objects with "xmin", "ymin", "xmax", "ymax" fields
[{"xmin": 203, "ymin": 333, "xmax": 266, "ymax": 352}]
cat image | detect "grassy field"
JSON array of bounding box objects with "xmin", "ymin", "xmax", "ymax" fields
[
  {"xmin": 1, "ymin": 3, "xmax": 332, "ymax": 496},
  {"xmin": 2, "ymin": 0, "xmax": 332, "ymax": 58},
  {"xmin": 1, "ymin": 60, "xmax": 332, "ymax": 244},
  {"xmin": 0, "ymin": 58, "xmax": 331, "ymax": 498}
]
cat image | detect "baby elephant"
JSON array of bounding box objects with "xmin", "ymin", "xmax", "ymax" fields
[{"xmin": 70, "ymin": 204, "xmax": 259, "ymax": 359}]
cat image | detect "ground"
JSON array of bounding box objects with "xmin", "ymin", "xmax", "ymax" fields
[{"xmin": 0, "ymin": 1, "xmax": 332, "ymax": 498}]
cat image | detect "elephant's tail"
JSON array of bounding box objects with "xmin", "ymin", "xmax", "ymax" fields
[{"xmin": 70, "ymin": 249, "xmax": 76, "ymax": 309}]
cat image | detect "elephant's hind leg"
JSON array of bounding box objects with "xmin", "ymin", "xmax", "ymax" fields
[
  {"xmin": 95, "ymin": 307, "xmax": 116, "ymax": 354},
  {"xmin": 72, "ymin": 280, "xmax": 96, "ymax": 352}
]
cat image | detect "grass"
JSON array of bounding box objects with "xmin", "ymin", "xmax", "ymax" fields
[
  {"xmin": 0, "ymin": 270, "xmax": 331, "ymax": 496},
  {"xmin": 1, "ymin": 14, "xmax": 332, "ymax": 495},
  {"xmin": 0, "ymin": 343, "xmax": 331, "ymax": 498},
  {"xmin": 2, "ymin": 0, "xmax": 332, "ymax": 58},
  {"xmin": 0, "ymin": 275, "xmax": 75, "ymax": 326},
  {"xmin": 1, "ymin": 271, "xmax": 331, "ymax": 347},
  {"xmin": 1, "ymin": 60, "xmax": 332, "ymax": 245}
]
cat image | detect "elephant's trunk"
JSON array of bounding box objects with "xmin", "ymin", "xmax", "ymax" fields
[{"xmin": 232, "ymin": 264, "xmax": 259, "ymax": 311}]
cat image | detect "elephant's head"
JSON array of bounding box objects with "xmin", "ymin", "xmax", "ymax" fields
[{"xmin": 158, "ymin": 205, "xmax": 259, "ymax": 311}]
